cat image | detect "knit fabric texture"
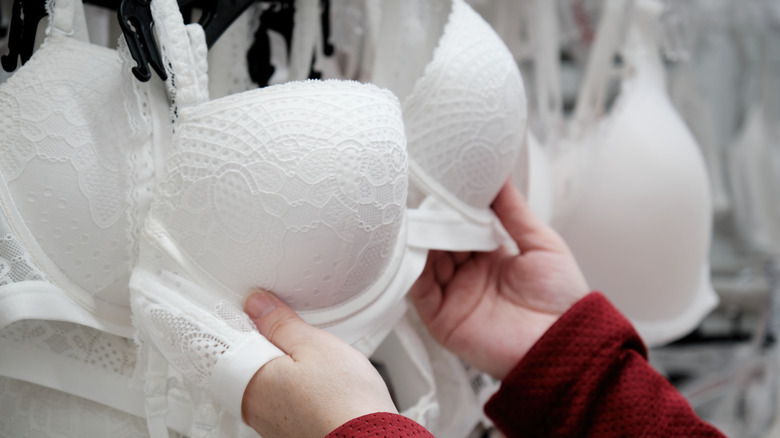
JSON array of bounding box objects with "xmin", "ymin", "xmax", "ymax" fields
[
  {"xmin": 484, "ymin": 292, "xmax": 726, "ymax": 438},
  {"xmin": 326, "ymin": 412, "xmax": 434, "ymax": 438}
]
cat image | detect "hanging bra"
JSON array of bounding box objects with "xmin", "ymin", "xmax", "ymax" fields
[
  {"xmin": 371, "ymin": 0, "xmax": 528, "ymax": 252},
  {"xmin": 0, "ymin": 0, "xmax": 198, "ymax": 433},
  {"xmin": 728, "ymin": 33, "xmax": 780, "ymax": 256},
  {"xmin": 551, "ymin": 0, "xmax": 718, "ymax": 347},
  {"xmin": 0, "ymin": 0, "xmax": 169, "ymax": 338},
  {"xmin": 128, "ymin": 0, "xmax": 431, "ymax": 428}
]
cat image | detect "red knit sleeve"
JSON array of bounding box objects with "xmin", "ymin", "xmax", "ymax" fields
[
  {"xmin": 324, "ymin": 412, "xmax": 434, "ymax": 438},
  {"xmin": 484, "ymin": 292, "xmax": 725, "ymax": 438}
]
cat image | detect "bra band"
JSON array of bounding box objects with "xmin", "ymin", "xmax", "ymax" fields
[{"xmin": 407, "ymin": 197, "xmax": 512, "ymax": 253}]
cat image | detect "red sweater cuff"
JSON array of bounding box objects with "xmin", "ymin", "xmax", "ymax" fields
[
  {"xmin": 325, "ymin": 412, "xmax": 434, "ymax": 438},
  {"xmin": 485, "ymin": 292, "xmax": 724, "ymax": 437}
]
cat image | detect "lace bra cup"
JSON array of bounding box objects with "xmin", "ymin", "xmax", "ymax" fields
[
  {"xmin": 552, "ymin": 0, "xmax": 718, "ymax": 347},
  {"xmin": 130, "ymin": 0, "xmax": 428, "ymax": 423},
  {"xmin": 0, "ymin": 0, "xmax": 162, "ymax": 338},
  {"xmin": 372, "ymin": 0, "xmax": 528, "ymax": 253}
]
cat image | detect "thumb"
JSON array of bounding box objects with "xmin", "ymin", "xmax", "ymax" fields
[
  {"xmin": 492, "ymin": 179, "xmax": 563, "ymax": 253},
  {"xmin": 244, "ymin": 290, "xmax": 319, "ymax": 354}
]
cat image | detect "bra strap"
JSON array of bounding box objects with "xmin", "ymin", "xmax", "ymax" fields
[
  {"xmin": 150, "ymin": 0, "xmax": 209, "ymax": 111},
  {"xmin": 48, "ymin": 0, "xmax": 89, "ymax": 41},
  {"xmin": 570, "ymin": 0, "xmax": 633, "ymax": 138},
  {"xmin": 406, "ymin": 197, "xmax": 516, "ymax": 253},
  {"xmin": 143, "ymin": 345, "xmax": 173, "ymax": 438}
]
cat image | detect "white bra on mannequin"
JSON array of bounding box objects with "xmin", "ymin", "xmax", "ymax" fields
[{"xmin": 551, "ymin": 0, "xmax": 718, "ymax": 347}]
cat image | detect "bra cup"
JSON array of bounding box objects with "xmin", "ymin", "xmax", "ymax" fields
[
  {"xmin": 150, "ymin": 81, "xmax": 409, "ymax": 313},
  {"xmin": 555, "ymin": 85, "xmax": 712, "ymax": 325},
  {"xmin": 1, "ymin": 42, "xmax": 134, "ymax": 305},
  {"xmin": 403, "ymin": 0, "xmax": 527, "ymax": 213}
]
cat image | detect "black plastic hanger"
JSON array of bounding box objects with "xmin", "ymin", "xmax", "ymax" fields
[
  {"xmin": 119, "ymin": 0, "xmax": 292, "ymax": 82},
  {"xmin": 0, "ymin": 0, "xmax": 310, "ymax": 85},
  {"xmin": 247, "ymin": 0, "xmax": 294, "ymax": 86},
  {"xmin": 1, "ymin": 0, "xmax": 47, "ymax": 72},
  {"xmin": 118, "ymin": 0, "xmax": 167, "ymax": 81},
  {"xmin": 247, "ymin": 0, "xmax": 335, "ymax": 87}
]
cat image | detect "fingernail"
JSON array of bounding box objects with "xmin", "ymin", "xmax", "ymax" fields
[{"xmin": 245, "ymin": 292, "xmax": 277, "ymax": 319}]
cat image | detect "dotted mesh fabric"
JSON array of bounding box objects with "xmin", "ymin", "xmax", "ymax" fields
[
  {"xmin": 150, "ymin": 80, "xmax": 408, "ymax": 312},
  {"xmin": 0, "ymin": 376, "xmax": 153, "ymax": 438},
  {"xmin": 326, "ymin": 412, "xmax": 434, "ymax": 438},
  {"xmin": 403, "ymin": 0, "xmax": 527, "ymax": 211},
  {"xmin": 0, "ymin": 213, "xmax": 45, "ymax": 285},
  {"xmin": 139, "ymin": 297, "xmax": 255, "ymax": 389},
  {"xmin": 0, "ymin": 33, "xmax": 153, "ymax": 309},
  {"xmin": 0, "ymin": 320, "xmax": 137, "ymax": 377}
]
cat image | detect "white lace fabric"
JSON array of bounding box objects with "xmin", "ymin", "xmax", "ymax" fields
[
  {"xmin": 404, "ymin": 0, "xmax": 527, "ymax": 213},
  {"xmin": 0, "ymin": 0, "xmax": 158, "ymax": 337}
]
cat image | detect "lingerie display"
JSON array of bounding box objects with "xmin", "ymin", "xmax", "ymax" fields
[{"xmin": 1, "ymin": 0, "xmax": 775, "ymax": 436}]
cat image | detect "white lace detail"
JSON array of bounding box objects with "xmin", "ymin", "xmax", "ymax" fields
[
  {"xmin": 0, "ymin": 36, "xmax": 142, "ymax": 306},
  {"xmin": 404, "ymin": 0, "xmax": 527, "ymax": 211},
  {"xmin": 0, "ymin": 212, "xmax": 46, "ymax": 285},
  {"xmin": 0, "ymin": 376, "xmax": 152, "ymax": 438},
  {"xmin": 145, "ymin": 303, "xmax": 232, "ymax": 388},
  {"xmin": 214, "ymin": 300, "xmax": 256, "ymax": 333},
  {"xmin": 151, "ymin": 80, "xmax": 408, "ymax": 312},
  {"xmin": 0, "ymin": 320, "xmax": 137, "ymax": 376},
  {"xmin": 133, "ymin": 282, "xmax": 261, "ymax": 390}
]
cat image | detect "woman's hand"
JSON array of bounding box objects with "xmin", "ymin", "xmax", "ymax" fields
[
  {"xmin": 241, "ymin": 291, "xmax": 397, "ymax": 438},
  {"xmin": 410, "ymin": 181, "xmax": 589, "ymax": 380}
]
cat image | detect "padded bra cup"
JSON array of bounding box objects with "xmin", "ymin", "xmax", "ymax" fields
[
  {"xmin": 130, "ymin": 78, "xmax": 423, "ymax": 423},
  {"xmin": 552, "ymin": 0, "xmax": 717, "ymax": 346},
  {"xmin": 373, "ymin": 0, "xmax": 528, "ymax": 250},
  {"xmin": 145, "ymin": 80, "xmax": 410, "ymax": 317}
]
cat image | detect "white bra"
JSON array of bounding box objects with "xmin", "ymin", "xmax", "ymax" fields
[
  {"xmin": 371, "ymin": 0, "xmax": 528, "ymax": 252},
  {"xmin": 551, "ymin": 0, "xmax": 718, "ymax": 347},
  {"xmin": 128, "ymin": 0, "xmax": 433, "ymax": 428},
  {"xmin": 0, "ymin": 0, "xmax": 169, "ymax": 338},
  {"xmin": 129, "ymin": 0, "xmax": 529, "ymax": 420}
]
